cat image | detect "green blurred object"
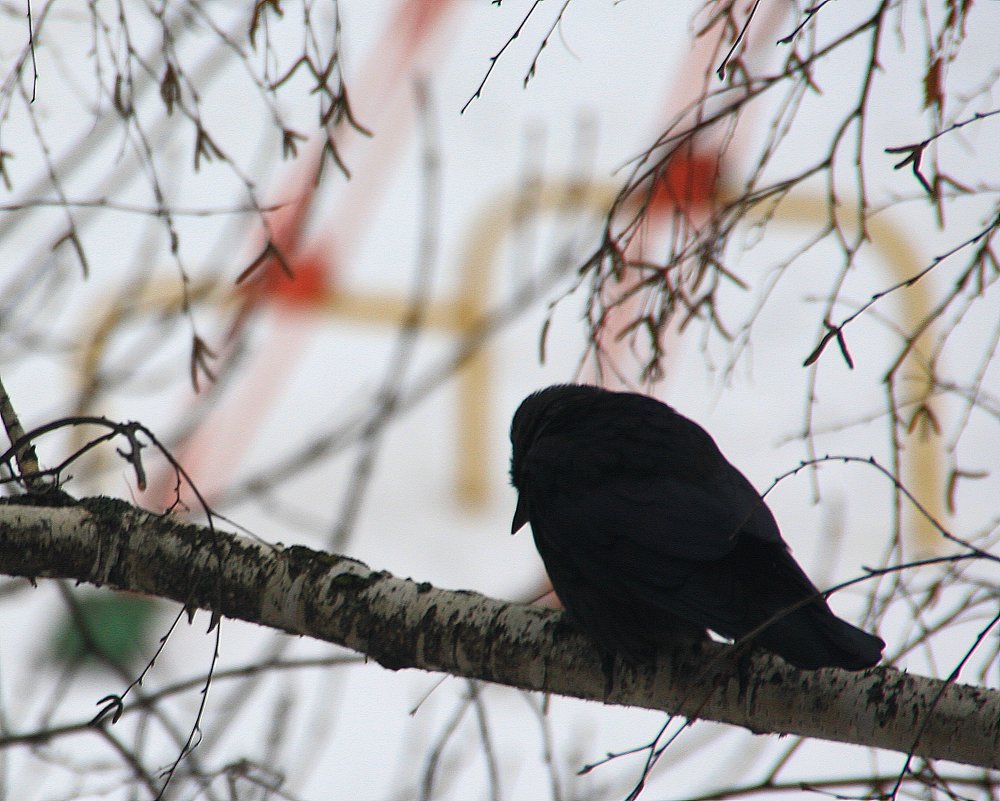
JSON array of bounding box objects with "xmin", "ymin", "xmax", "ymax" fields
[{"xmin": 50, "ymin": 592, "xmax": 159, "ymax": 668}]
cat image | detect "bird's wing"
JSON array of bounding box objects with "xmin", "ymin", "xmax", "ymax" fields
[
  {"xmin": 519, "ymin": 412, "xmax": 782, "ymax": 564},
  {"xmin": 522, "ymin": 439, "xmax": 786, "ymax": 635}
]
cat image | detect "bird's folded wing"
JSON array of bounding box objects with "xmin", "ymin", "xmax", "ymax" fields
[{"xmin": 522, "ymin": 430, "xmax": 782, "ymax": 562}]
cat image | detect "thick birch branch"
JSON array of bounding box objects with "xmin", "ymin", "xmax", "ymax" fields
[{"xmin": 1, "ymin": 495, "xmax": 998, "ymax": 768}]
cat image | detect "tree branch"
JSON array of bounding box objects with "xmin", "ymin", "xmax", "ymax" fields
[{"xmin": 1, "ymin": 495, "xmax": 998, "ymax": 769}]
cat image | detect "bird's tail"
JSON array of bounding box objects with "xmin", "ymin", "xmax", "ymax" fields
[{"xmin": 755, "ymin": 601, "xmax": 884, "ymax": 671}]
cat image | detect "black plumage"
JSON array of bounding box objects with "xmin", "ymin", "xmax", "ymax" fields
[{"xmin": 509, "ymin": 384, "xmax": 884, "ymax": 670}]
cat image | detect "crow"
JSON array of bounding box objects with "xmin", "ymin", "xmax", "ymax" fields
[{"xmin": 509, "ymin": 384, "xmax": 884, "ymax": 670}]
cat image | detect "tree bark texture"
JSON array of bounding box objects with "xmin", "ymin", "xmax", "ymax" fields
[{"xmin": 1, "ymin": 495, "xmax": 997, "ymax": 768}]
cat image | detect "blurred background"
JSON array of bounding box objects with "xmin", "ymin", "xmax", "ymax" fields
[{"xmin": 2, "ymin": 0, "xmax": 1000, "ymax": 799}]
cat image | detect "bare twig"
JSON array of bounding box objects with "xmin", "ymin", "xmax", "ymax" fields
[{"xmin": 0, "ymin": 374, "xmax": 44, "ymax": 492}]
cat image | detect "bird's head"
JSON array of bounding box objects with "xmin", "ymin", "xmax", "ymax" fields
[{"xmin": 509, "ymin": 384, "xmax": 606, "ymax": 534}]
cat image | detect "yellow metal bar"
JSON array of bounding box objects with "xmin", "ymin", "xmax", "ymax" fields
[
  {"xmin": 449, "ymin": 180, "xmax": 619, "ymax": 505},
  {"xmin": 319, "ymin": 293, "xmax": 465, "ymax": 330},
  {"xmin": 77, "ymin": 181, "xmax": 939, "ymax": 539}
]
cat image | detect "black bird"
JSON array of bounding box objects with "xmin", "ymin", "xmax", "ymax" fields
[{"xmin": 509, "ymin": 384, "xmax": 884, "ymax": 670}]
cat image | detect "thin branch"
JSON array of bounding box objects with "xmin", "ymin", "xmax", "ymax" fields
[
  {"xmin": 462, "ymin": 0, "xmax": 544, "ymax": 114},
  {"xmin": 716, "ymin": 0, "xmax": 763, "ymax": 79},
  {"xmin": 0, "ymin": 375, "xmax": 44, "ymax": 492},
  {"xmin": 26, "ymin": 0, "xmax": 38, "ymax": 101}
]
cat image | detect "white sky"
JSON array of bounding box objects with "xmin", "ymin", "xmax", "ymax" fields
[{"xmin": 2, "ymin": 1, "xmax": 999, "ymax": 799}]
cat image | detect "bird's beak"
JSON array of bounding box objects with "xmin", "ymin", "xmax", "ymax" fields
[{"xmin": 511, "ymin": 495, "xmax": 529, "ymax": 535}]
